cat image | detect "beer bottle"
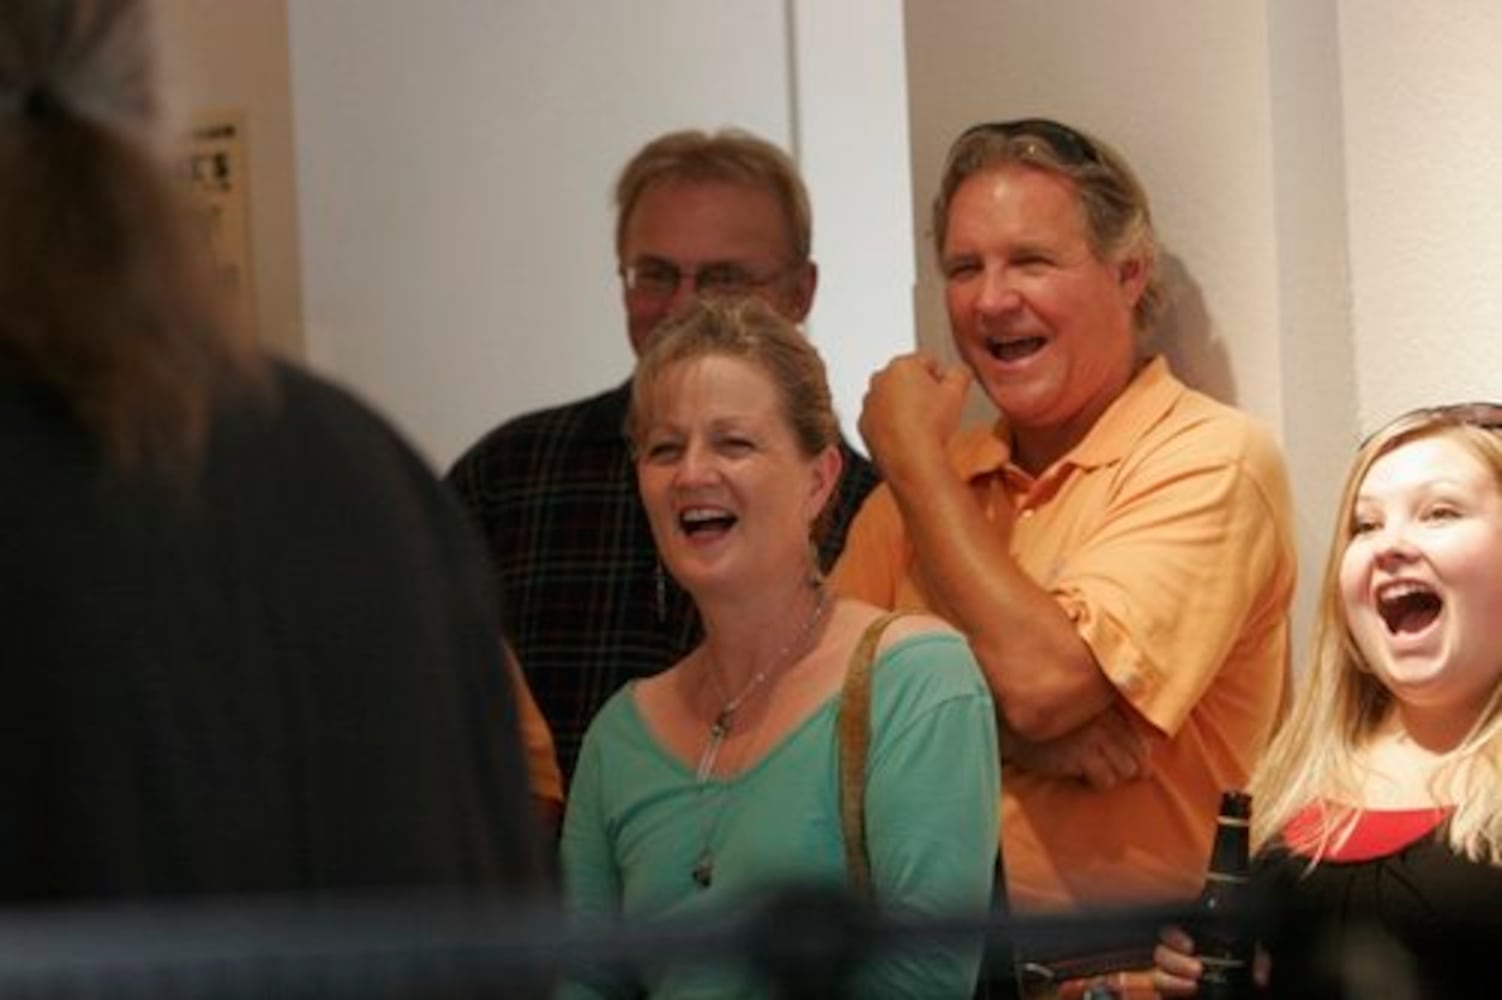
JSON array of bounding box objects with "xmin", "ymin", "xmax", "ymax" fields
[{"xmin": 1196, "ymin": 790, "xmax": 1253, "ymax": 998}]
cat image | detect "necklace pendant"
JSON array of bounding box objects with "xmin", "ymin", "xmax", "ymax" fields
[{"xmin": 691, "ymin": 851, "xmax": 714, "ymax": 889}]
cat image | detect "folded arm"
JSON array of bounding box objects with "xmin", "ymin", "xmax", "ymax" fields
[{"xmin": 857, "ymin": 354, "xmax": 1119, "ymax": 741}]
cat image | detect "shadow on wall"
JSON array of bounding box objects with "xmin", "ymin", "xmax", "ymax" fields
[{"xmin": 1153, "ymin": 253, "xmax": 1238, "ymax": 407}]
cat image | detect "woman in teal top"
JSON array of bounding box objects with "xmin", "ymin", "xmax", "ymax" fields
[{"xmin": 559, "ymin": 297, "xmax": 1000, "ymax": 998}]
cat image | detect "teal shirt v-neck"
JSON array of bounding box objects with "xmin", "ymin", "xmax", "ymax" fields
[{"xmin": 561, "ymin": 631, "xmax": 1000, "ymax": 998}]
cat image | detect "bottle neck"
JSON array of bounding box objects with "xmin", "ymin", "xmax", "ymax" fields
[
  {"xmin": 1206, "ymin": 792, "xmax": 1253, "ymax": 879},
  {"xmin": 1206, "ymin": 821, "xmax": 1250, "ymax": 878}
]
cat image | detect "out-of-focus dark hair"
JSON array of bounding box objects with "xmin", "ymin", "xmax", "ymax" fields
[{"xmin": 0, "ymin": 0, "xmax": 264, "ymax": 480}]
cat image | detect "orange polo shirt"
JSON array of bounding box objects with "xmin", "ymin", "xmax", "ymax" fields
[
  {"xmin": 505, "ymin": 647, "xmax": 564, "ymax": 806},
  {"xmin": 833, "ymin": 357, "xmax": 1295, "ymax": 911}
]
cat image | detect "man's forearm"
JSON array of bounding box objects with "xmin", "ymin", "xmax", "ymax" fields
[
  {"xmin": 1000, "ymin": 705, "xmax": 1156, "ymax": 789},
  {"xmin": 885, "ymin": 460, "xmax": 1117, "ymax": 739}
]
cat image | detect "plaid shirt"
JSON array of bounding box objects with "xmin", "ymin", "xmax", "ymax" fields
[{"xmin": 446, "ymin": 380, "xmax": 880, "ymax": 781}]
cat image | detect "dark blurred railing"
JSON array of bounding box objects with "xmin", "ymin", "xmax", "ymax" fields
[{"xmin": 0, "ymin": 885, "xmax": 1428, "ymax": 999}]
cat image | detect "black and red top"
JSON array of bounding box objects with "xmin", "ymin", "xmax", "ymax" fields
[{"xmin": 1253, "ymin": 801, "xmax": 1502, "ymax": 997}]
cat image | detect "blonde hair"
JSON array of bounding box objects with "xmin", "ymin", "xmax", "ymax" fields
[
  {"xmin": 1251, "ymin": 405, "xmax": 1502, "ymax": 865},
  {"xmin": 628, "ymin": 296, "xmax": 840, "ymax": 540}
]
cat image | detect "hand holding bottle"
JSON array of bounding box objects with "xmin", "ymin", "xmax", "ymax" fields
[
  {"xmin": 1152, "ymin": 925, "xmax": 1270, "ymax": 996},
  {"xmin": 1152, "ymin": 790, "xmax": 1263, "ymax": 997}
]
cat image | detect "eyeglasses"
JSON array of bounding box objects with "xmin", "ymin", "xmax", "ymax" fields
[
  {"xmin": 1362, "ymin": 401, "xmax": 1502, "ymax": 448},
  {"xmin": 954, "ymin": 118, "xmax": 1102, "ymax": 167},
  {"xmin": 619, "ymin": 261, "xmax": 797, "ymax": 301}
]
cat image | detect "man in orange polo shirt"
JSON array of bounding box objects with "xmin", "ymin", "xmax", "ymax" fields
[{"xmin": 833, "ymin": 120, "xmax": 1295, "ymax": 928}]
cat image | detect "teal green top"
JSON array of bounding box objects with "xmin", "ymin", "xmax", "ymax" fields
[{"xmin": 560, "ymin": 631, "xmax": 1000, "ymax": 998}]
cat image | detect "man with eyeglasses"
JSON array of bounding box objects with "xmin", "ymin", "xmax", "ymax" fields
[
  {"xmin": 833, "ymin": 119, "xmax": 1296, "ymax": 952},
  {"xmin": 447, "ymin": 129, "xmax": 878, "ymax": 789}
]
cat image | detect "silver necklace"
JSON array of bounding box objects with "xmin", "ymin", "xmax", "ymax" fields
[{"xmin": 690, "ymin": 584, "xmax": 830, "ymax": 889}]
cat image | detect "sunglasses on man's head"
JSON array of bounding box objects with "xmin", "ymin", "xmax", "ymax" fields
[{"xmin": 954, "ymin": 118, "xmax": 1102, "ymax": 167}]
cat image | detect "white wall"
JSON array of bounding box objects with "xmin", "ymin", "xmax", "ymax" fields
[
  {"xmin": 1339, "ymin": 0, "xmax": 1502, "ymax": 433},
  {"xmin": 288, "ymin": 0, "xmax": 781, "ymax": 466},
  {"xmin": 1266, "ymin": 0, "xmax": 1358, "ymax": 627},
  {"xmin": 790, "ymin": 1, "xmax": 914, "ymax": 450},
  {"xmin": 286, "ymin": 0, "xmax": 911, "ymax": 468}
]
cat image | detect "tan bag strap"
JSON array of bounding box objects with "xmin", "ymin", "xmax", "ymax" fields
[{"xmin": 837, "ymin": 610, "xmax": 908, "ymax": 904}]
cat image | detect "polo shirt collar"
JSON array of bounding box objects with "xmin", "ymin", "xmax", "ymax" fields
[{"xmin": 953, "ymin": 355, "xmax": 1183, "ymax": 482}]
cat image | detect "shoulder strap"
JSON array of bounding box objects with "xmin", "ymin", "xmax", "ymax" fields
[{"xmin": 837, "ymin": 610, "xmax": 909, "ymax": 904}]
